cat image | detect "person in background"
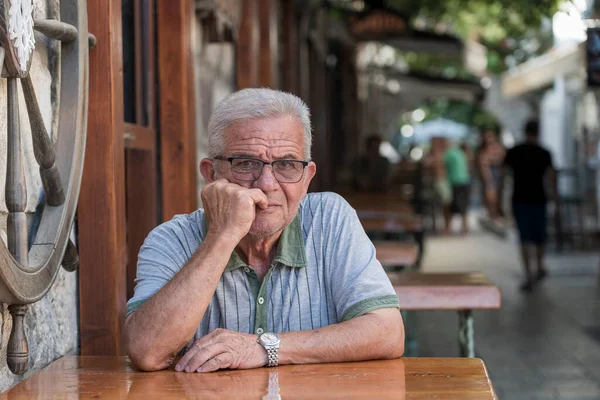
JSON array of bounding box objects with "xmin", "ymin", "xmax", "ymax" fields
[
  {"xmin": 444, "ymin": 142, "xmax": 471, "ymax": 234},
  {"xmin": 427, "ymin": 138, "xmax": 451, "ymax": 227},
  {"xmin": 499, "ymin": 120, "xmax": 559, "ymax": 292},
  {"xmin": 352, "ymin": 135, "xmax": 391, "ymax": 192},
  {"xmin": 477, "ymin": 128, "xmax": 505, "ymax": 221}
]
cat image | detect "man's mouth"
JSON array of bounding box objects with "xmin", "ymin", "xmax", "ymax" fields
[{"xmin": 258, "ymin": 204, "xmax": 281, "ymax": 210}]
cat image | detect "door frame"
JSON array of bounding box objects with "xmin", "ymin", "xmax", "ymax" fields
[{"xmin": 78, "ymin": 0, "xmax": 197, "ymax": 355}]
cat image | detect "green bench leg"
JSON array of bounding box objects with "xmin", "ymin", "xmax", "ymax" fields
[
  {"xmin": 458, "ymin": 310, "xmax": 475, "ymax": 357},
  {"xmin": 402, "ymin": 310, "xmax": 419, "ymax": 356}
]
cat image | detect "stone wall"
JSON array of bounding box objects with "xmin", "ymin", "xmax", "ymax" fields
[{"xmin": 0, "ymin": 0, "xmax": 78, "ymax": 391}]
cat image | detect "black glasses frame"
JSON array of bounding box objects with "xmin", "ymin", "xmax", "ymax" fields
[{"xmin": 214, "ymin": 156, "xmax": 309, "ymax": 183}]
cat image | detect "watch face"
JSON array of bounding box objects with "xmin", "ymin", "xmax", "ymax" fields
[{"xmin": 261, "ymin": 333, "xmax": 279, "ymax": 346}]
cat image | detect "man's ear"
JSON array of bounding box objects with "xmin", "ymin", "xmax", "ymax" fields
[
  {"xmin": 200, "ymin": 158, "xmax": 218, "ymax": 183},
  {"xmin": 303, "ymin": 161, "xmax": 317, "ymax": 190}
]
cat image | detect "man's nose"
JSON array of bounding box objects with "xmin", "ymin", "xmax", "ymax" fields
[{"xmin": 253, "ymin": 165, "xmax": 279, "ymax": 191}]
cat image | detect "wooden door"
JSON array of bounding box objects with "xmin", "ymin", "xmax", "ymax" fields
[
  {"xmin": 79, "ymin": 0, "xmax": 197, "ymax": 356},
  {"xmin": 122, "ymin": 0, "xmax": 159, "ymax": 300}
]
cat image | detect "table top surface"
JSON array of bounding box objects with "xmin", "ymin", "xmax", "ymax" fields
[
  {"xmin": 2, "ymin": 356, "xmax": 498, "ymax": 399},
  {"xmin": 388, "ymin": 272, "xmax": 502, "ymax": 310},
  {"xmin": 373, "ymin": 241, "xmax": 419, "ymax": 267},
  {"xmin": 360, "ymin": 216, "xmax": 423, "ymax": 233},
  {"xmin": 340, "ymin": 193, "xmax": 415, "ymax": 212}
]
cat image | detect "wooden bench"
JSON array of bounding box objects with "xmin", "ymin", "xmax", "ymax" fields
[
  {"xmin": 361, "ymin": 214, "xmax": 425, "ymax": 266},
  {"xmin": 374, "ymin": 241, "xmax": 419, "ymax": 268},
  {"xmin": 388, "ymin": 271, "xmax": 501, "ymax": 357},
  {"xmin": 360, "ymin": 215, "xmax": 423, "ymax": 234},
  {"xmin": 342, "ymin": 192, "xmax": 415, "ymax": 215}
]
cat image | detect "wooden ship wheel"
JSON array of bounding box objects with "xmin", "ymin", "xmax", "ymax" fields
[{"xmin": 0, "ymin": 0, "xmax": 90, "ymax": 374}]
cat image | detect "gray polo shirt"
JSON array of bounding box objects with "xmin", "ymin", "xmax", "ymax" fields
[{"xmin": 127, "ymin": 192, "xmax": 399, "ymax": 341}]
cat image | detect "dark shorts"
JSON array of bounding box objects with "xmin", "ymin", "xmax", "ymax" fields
[
  {"xmin": 512, "ymin": 202, "xmax": 547, "ymax": 244},
  {"xmin": 450, "ymin": 184, "xmax": 470, "ymax": 214}
]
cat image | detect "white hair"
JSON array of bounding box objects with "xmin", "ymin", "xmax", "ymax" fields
[{"xmin": 208, "ymin": 88, "xmax": 312, "ymax": 160}]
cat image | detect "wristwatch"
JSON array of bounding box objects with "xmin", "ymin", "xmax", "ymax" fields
[{"xmin": 257, "ymin": 332, "xmax": 280, "ymax": 367}]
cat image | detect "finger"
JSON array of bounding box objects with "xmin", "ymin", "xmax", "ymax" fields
[
  {"xmin": 175, "ymin": 331, "xmax": 221, "ymax": 372},
  {"xmin": 183, "ymin": 343, "xmax": 226, "ymax": 373},
  {"xmin": 176, "ymin": 342, "xmax": 203, "ymax": 372},
  {"xmin": 198, "ymin": 353, "xmax": 233, "ymax": 373},
  {"xmin": 246, "ymin": 189, "xmax": 269, "ymax": 209}
]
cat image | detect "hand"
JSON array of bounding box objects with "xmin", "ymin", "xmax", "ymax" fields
[
  {"xmin": 175, "ymin": 329, "xmax": 267, "ymax": 373},
  {"xmin": 201, "ymin": 179, "xmax": 268, "ymax": 242}
]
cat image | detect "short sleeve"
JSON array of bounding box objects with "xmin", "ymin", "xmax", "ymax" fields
[
  {"xmin": 126, "ymin": 213, "xmax": 202, "ymax": 316},
  {"xmin": 326, "ymin": 204, "xmax": 399, "ymax": 321}
]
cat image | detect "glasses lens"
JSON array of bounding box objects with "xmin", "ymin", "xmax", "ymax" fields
[
  {"xmin": 273, "ymin": 160, "xmax": 305, "ymax": 183},
  {"xmin": 231, "ymin": 158, "xmax": 263, "ymax": 181}
]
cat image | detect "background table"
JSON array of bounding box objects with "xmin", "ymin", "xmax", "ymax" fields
[
  {"xmin": 389, "ymin": 272, "xmax": 502, "ymax": 357},
  {"xmin": 2, "ymin": 356, "xmax": 498, "ymax": 399}
]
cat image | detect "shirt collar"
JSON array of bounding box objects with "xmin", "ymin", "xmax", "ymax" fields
[{"xmin": 202, "ymin": 214, "xmax": 307, "ymax": 271}]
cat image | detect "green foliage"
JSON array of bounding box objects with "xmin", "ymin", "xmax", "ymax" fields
[
  {"xmin": 400, "ymin": 52, "xmax": 474, "ymax": 79},
  {"xmin": 387, "ymin": 0, "xmax": 563, "ymax": 72},
  {"xmin": 401, "ymin": 98, "xmax": 500, "ymax": 131}
]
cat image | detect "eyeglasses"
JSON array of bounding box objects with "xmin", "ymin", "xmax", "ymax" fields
[{"xmin": 215, "ymin": 156, "xmax": 309, "ymax": 183}]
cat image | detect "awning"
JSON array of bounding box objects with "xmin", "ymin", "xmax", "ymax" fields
[
  {"xmin": 346, "ymin": 7, "xmax": 487, "ymax": 75},
  {"xmin": 349, "ymin": 8, "xmax": 463, "ymax": 55},
  {"xmin": 368, "ymin": 67, "xmax": 484, "ymax": 103},
  {"xmin": 502, "ymin": 43, "xmax": 586, "ymax": 98}
]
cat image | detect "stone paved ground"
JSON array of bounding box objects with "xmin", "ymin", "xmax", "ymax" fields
[{"xmin": 414, "ymin": 217, "xmax": 600, "ymax": 400}]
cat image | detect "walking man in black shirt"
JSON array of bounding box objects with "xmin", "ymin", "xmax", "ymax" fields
[{"xmin": 499, "ymin": 120, "xmax": 559, "ymax": 292}]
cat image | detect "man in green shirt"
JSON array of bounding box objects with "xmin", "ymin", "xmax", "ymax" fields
[{"xmin": 444, "ymin": 144, "xmax": 471, "ymax": 234}]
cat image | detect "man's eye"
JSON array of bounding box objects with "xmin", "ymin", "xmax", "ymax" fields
[
  {"xmin": 277, "ymin": 161, "xmax": 295, "ymax": 169},
  {"xmin": 236, "ymin": 160, "xmax": 258, "ymax": 169}
]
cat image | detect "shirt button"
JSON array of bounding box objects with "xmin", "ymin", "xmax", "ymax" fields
[
  {"xmin": 256, "ymin": 327, "xmax": 264, "ymax": 334},
  {"xmin": 244, "ymin": 267, "xmax": 250, "ymax": 273},
  {"xmin": 258, "ymin": 297, "xmax": 265, "ymax": 305}
]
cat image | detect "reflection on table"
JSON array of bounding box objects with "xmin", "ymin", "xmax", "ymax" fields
[{"xmin": 1, "ymin": 356, "xmax": 498, "ymax": 399}]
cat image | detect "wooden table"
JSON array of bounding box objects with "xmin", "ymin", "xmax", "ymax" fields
[
  {"xmin": 341, "ymin": 191, "xmax": 426, "ymax": 266},
  {"xmin": 359, "ymin": 214, "xmax": 424, "ymax": 234},
  {"xmin": 374, "ymin": 241, "xmax": 419, "ymax": 268},
  {"xmin": 389, "ymin": 272, "xmax": 501, "ymax": 358},
  {"xmin": 1, "ymin": 356, "xmax": 498, "ymax": 399},
  {"xmin": 341, "ymin": 192, "xmax": 415, "ymax": 215}
]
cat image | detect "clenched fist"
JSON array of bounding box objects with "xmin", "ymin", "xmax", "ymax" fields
[{"xmin": 201, "ymin": 179, "xmax": 268, "ymax": 243}]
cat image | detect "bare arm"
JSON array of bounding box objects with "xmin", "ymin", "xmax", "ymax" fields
[
  {"xmin": 175, "ymin": 308, "xmax": 404, "ymax": 373},
  {"xmin": 124, "ymin": 180, "xmax": 268, "ymax": 371},
  {"xmin": 124, "ymin": 233, "xmax": 237, "ymax": 371},
  {"xmin": 279, "ymin": 308, "xmax": 404, "ymax": 365}
]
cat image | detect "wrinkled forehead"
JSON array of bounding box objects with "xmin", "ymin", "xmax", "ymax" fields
[{"xmin": 223, "ymin": 116, "xmax": 305, "ymax": 157}]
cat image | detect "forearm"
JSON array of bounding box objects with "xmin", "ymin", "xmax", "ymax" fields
[
  {"xmin": 124, "ymin": 233, "xmax": 238, "ymax": 371},
  {"xmin": 278, "ymin": 308, "xmax": 404, "ymax": 365}
]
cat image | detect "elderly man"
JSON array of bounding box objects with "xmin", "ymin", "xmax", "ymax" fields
[{"xmin": 124, "ymin": 88, "xmax": 404, "ymax": 373}]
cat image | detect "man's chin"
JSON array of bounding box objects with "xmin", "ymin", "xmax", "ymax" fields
[{"xmin": 248, "ymin": 220, "xmax": 285, "ymax": 240}]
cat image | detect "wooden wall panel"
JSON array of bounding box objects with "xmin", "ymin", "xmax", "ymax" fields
[
  {"xmin": 258, "ymin": 0, "xmax": 279, "ymax": 88},
  {"xmin": 79, "ymin": 0, "xmax": 127, "ymax": 356},
  {"xmin": 157, "ymin": 0, "xmax": 197, "ymax": 221},
  {"xmin": 281, "ymin": 0, "xmax": 299, "ymax": 94},
  {"xmin": 236, "ymin": 0, "xmax": 259, "ymax": 89}
]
